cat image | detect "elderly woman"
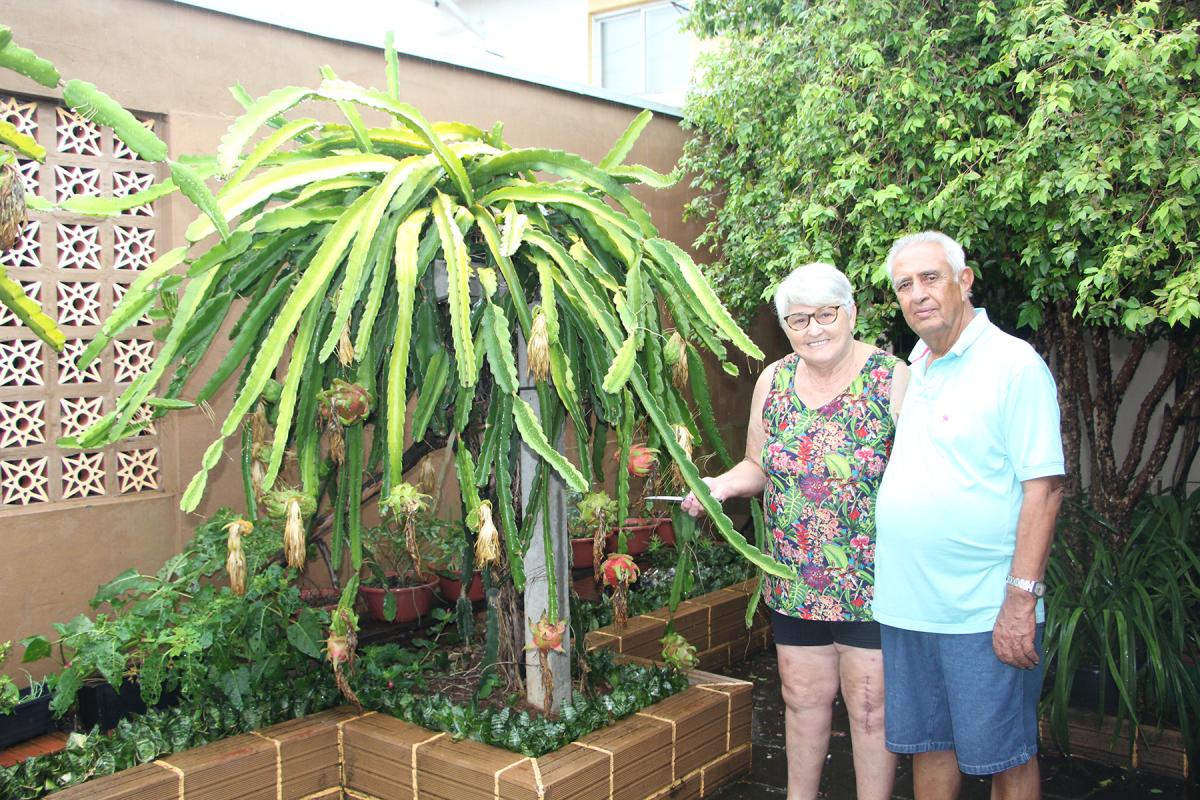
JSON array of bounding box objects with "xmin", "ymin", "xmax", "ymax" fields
[{"xmin": 682, "ymin": 263, "xmax": 909, "ymax": 800}]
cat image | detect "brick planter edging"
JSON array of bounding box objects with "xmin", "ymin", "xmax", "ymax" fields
[{"xmin": 48, "ymin": 582, "xmax": 765, "ymax": 800}]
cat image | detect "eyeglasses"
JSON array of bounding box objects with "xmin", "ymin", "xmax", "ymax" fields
[{"xmin": 783, "ymin": 306, "xmax": 840, "ymax": 331}]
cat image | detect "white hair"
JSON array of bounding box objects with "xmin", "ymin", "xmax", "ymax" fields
[
  {"xmin": 885, "ymin": 231, "xmax": 967, "ymax": 282},
  {"xmin": 772, "ymin": 262, "xmax": 855, "ymax": 325}
]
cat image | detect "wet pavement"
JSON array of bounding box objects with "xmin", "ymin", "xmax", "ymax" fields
[{"xmin": 708, "ymin": 648, "xmax": 1195, "ymax": 799}]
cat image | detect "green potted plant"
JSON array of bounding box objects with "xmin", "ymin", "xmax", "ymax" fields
[
  {"xmin": 359, "ymin": 483, "xmax": 440, "ymax": 623},
  {"xmin": 0, "ymin": 644, "xmax": 53, "ymax": 749},
  {"xmin": 570, "ymin": 490, "xmax": 618, "ymax": 572},
  {"xmin": 421, "ymin": 518, "xmax": 483, "ymax": 602},
  {"xmin": 1042, "ymin": 491, "xmax": 1200, "ymax": 762}
]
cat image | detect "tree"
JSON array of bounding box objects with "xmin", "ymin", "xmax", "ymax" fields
[{"xmin": 681, "ymin": 0, "xmax": 1200, "ymax": 536}]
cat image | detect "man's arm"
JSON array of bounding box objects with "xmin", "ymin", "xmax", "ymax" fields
[{"xmin": 992, "ymin": 475, "xmax": 1064, "ymax": 668}]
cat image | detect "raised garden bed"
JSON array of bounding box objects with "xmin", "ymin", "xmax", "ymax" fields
[
  {"xmin": 43, "ymin": 582, "xmax": 763, "ymax": 799},
  {"xmin": 585, "ymin": 579, "xmax": 771, "ymax": 671},
  {"xmin": 1038, "ymin": 710, "xmax": 1191, "ymax": 780}
]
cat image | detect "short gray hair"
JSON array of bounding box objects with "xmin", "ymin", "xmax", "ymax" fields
[
  {"xmin": 773, "ymin": 262, "xmax": 855, "ymax": 325},
  {"xmin": 885, "ymin": 231, "xmax": 967, "ymax": 282}
]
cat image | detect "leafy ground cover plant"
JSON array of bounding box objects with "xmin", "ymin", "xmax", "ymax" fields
[
  {"xmin": 2, "ymin": 506, "xmax": 692, "ymax": 798},
  {"xmin": 16, "ymin": 510, "xmax": 330, "ymax": 718},
  {"xmin": 1043, "ymin": 490, "xmax": 1200, "ymax": 761}
]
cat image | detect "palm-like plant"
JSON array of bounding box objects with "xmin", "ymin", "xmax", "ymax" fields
[{"xmin": 43, "ymin": 42, "xmax": 792, "ymax": 612}]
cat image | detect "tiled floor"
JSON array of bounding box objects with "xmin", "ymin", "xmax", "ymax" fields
[{"xmin": 709, "ymin": 648, "xmax": 1196, "ymax": 799}]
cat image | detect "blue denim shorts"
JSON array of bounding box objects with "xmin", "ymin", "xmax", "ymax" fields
[{"xmin": 880, "ymin": 624, "xmax": 1044, "ymax": 775}]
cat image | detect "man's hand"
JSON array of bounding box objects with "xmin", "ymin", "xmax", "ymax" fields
[{"xmin": 993, "ymin": 585, "xmax": 1039, "ymax": 669}]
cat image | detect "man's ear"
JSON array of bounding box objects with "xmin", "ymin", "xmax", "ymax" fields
[{"xmin": 959, "ymin": 267, "xmax": 975, "ymax": 298}]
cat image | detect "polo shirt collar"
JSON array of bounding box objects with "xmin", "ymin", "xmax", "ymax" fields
[{"xmin": 908, "ymin": 308, "xmax": 991, "ymax": 364}]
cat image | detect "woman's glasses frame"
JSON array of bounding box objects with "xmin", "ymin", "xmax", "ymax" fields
[{"xmin": 784, "ymin": 306, "xmax": 841, "ymax": 331}]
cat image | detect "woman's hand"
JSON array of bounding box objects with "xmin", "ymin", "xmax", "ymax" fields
[{"xmin": 681, "ymin": 477, "xmax": 726, "ymax": 518}]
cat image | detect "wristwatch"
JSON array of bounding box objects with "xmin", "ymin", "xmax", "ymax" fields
[{"xmin": 1005, "ymin": 574, "xmax": 1046, "ymax": 598}]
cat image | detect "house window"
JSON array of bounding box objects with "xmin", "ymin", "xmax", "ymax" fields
[{"xmin": 594, "ymin": 2, "xmax": 689, "ymax": 98}]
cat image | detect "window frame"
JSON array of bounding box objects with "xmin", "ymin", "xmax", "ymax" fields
[{"xmin": 591, "ymin": 2, "xmax": 688, "ymax": 97}]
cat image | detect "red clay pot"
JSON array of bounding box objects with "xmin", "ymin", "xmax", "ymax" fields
[
  {"xmin": 572, "ymin": 536, "xmax": 604, "ymax": 568},
  {"xmin": 359, "ymin": 575, "xmax": 438, "ymax": 623},
  {"xmin": 438, "ymin": 573, "xmax": 485, "ymax": 602},
  {"xmin": 607, "ymin": 519, "xmax": 659, "ymax": 556}
]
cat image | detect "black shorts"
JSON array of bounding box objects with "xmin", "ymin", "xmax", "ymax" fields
[{"xmin": 769, "ymin": 608, "xmax": 881, "ymax": 649}]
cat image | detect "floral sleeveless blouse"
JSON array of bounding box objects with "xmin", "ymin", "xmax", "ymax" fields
[{"xmin": 760, "ymin": 349, "xmax": 899, "ymax": 621}]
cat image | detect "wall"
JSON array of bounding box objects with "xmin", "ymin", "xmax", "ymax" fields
[{"xmin": 0, "ymin": 0, "xmax": 756, "ymax": 681}]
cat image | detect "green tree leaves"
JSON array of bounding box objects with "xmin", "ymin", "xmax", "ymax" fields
[{"xmin": 682, "ymin": 0, "xmax": 1200, "ymax": 335}]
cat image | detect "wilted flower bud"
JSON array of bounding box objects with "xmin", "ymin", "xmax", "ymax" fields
[
  {"xmin": 224, "ymin": 519, "xmax": 252, "ymax": 596},
  {"xmin": 284, "ymin": 498, "xmax": 307, "ymax": 569},
  {"xmin": 336, "ymin": 326, "xmax": 355, "ymax": 367},
  {"xmin": 474, "ymin": 500, "xmax": 501, "ymax": 567},
  {"xmin": 673, "ymin": 425, "xmax": 694, "ymax": 462},
  {"xmin": 263, "ymin": 490, "xmax": 314, "ymax": 570},
  {"xmin": 0, "ymin": 160, "xmax": 26, "ymax": 251},
  {"xmin": 527, "ymin": 310, "xmax": 551, "ymax": 382},
  {"xmin": 664, "ymin": 331, "xmax": 689, "ymax": 390},
  {"xmin": 415, "ymin": 454, "xmax": 438, "ymax": 496}
]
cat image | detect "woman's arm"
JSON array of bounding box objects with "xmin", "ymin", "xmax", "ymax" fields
[{"xmin": 681, "ymin": 364, "xmax": 774, "ymax": 517}]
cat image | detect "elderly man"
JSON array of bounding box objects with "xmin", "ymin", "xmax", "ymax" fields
[{"xmin": 874, "ymin": 231, "xmax": 1064, "ymax": 800}]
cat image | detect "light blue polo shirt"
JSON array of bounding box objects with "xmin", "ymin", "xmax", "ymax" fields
[{"xmin": 873, "ymin": 309, "xmax": 1064, "ymax": 634}]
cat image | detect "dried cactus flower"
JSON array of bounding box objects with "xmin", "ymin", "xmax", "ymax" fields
[
  {"xmin": 0, "ymin": 160, "xmax": 26, "ymax": 251},
  {"xmin": 660, "ymin": 632, "xmax": 699, "ymax": 672},
  {"xmin": 318, "ymin": 379, "xmax": 373, "ymax": 426},
  {"xmin": 527, "ymin": 310, "xmax": 551, "ymax": 381},
  {"xmin": 263, "ymin": 490, "xmax": 314, "ymax": 569},
  {"xmin": 224, "ymin": 519, "xmax": 252, "ymax": 596},
  {"xmin": 664, "ymin": 331, "xmax": 689, "ymax": 389},
  {"xmin": 336, "ymin": 325, "xmax": 355, "ymax": 367},
  {"xmin": 670, "ymin": 424, "xmax": 695, "ymax": 488},
  {"xmin": 328, "ymin": 427, "xmax": 345, "ymax": 465},
  {"xmin": 474, "ymin": 500, "xmax": 501, "ymax": 567},
  {"xmin": 414, "ymin": 454, "xmax": 438, "ymax": 496},
  {"xmin": 284, "ymin": 498, "xmax": 307, "ymax": 569},
  {"xmin": 673, "ymin": 425, "xmax": 694, "ymax": 461}
]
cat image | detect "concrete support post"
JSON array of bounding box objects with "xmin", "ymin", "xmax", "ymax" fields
[{"xmin": 518, "ymin": 337, "xmax": 571, "ymax": 713}]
